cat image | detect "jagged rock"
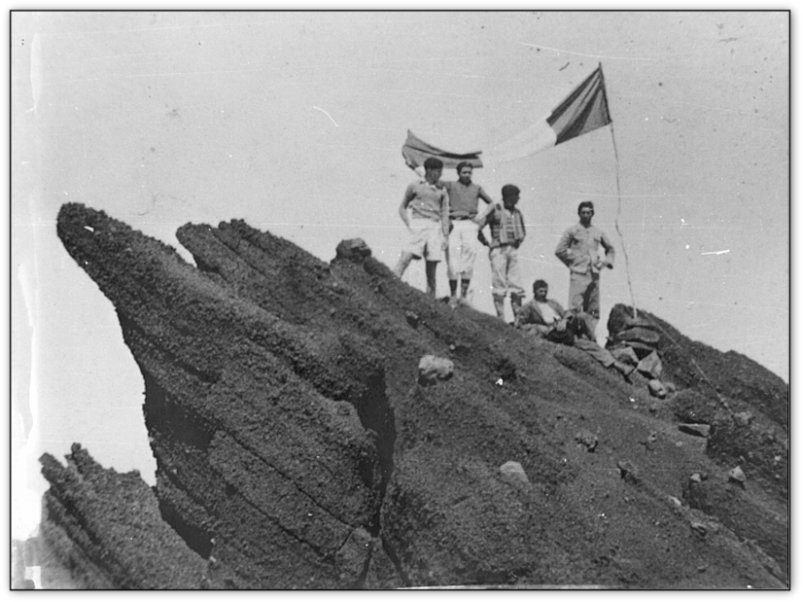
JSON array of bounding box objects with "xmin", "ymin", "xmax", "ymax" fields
[
  {"xmin": 610, "ymin": 345, "xmax": 640, "ymax": 367},
  {"xmin": 38, "ymin": 444, "xmax": 207, "ymax": 589},
  {"xmin": 499, "ymin": 461, "xmax": 529, "ymax": 484},
  {"xmin": 648, "ymin": 379, "xmax": 667, "ymax": 399},
  {"xmin": 624, "ymin": 315, "xmax": 660, "ymax": 331},
  {"xmin": 690, "ymin": 521, "xmax": 708, "ymax": 538},
  {"xmin": 640, "ymin": 431, "xmax": 658, "ymax": 451},
  {"xmin": 728, "ymin": 466, "xmax": 747, "ymax": 487},
  {"xmin": 335, "ymin": 238, "xmax": 372, "ymax": 261},
  {"xmin": 417, "ymin": 355, "xmax": 454, "ymax": 385},
  {"xmin": 617, "ymin": 327, "xmax": 661, "ymax": 346},
  {"xmin": 574, "ymin": 429, "xmax": 598, "ymax": 452},
  {"xmin": 637, "ymin": 350, "xmax": 663, "ymax": 379},
  {"xmin": 678, "ymin": 423, "xmax": 711, "ymax": 438},
  {"xmin": 617, "ymin": 460, "xmax": 641, "ymax": 485},
  {"xmin": 46, "ymin": 205, "xmax": 789, "ymax": 589},
  {"xmin": 405, "ymin": 311, "xmax": 420, "ymax": 328}
]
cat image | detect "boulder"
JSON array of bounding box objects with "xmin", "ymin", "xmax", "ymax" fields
[
  {"xmin": 648, "ymin": 379, "xmax": 667, "ymax": 399},
  {"xmin": 417, "ymin": 355, "xmax": 454, "ymax": 386},
  {"xmin": 728, "ymin": 465, "xmax": 747, "ymax": 487},
  {"xmin": 678, "ymin": 423, "xmax": 711, "ymax": 438},
  {"xmin": 335, "ymin": 238, "xmax": 372, "ymax": 261},
  {"xmin": 617, "ymin": 460, "xmax": 641, "ymax": 485},
  {"xmin": 617, "ymin": 327, "xmax": 661, "ymax": 346},
  {"xmin": 574, "ymin": 428, "xmax": 599, "ymax": 452},
  {"xmin": 637, "ymin": 350, "xmax": 664, "ymax": 379},
  {"xmin": 499, "ymin": 461, "xmax": 529, "ymax": 484},
  {"xmin": 624, "ymin": 315, "xmax": 660, "ymax": 331},
  {"xmin": 610, "ymin": 345, "xmax": 640, "ymax": 367}
]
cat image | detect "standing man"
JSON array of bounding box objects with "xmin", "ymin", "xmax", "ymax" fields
[
  {"xmin": 394, "ymin": 157, "xmax": 450, "ymax": 298},
  {"xmin": 554, "ymin": 201, "xmax": 615, "ymax": 337},
  {"xmin": 478, "ymin": 184, "xmax": 526, "ymax": 321},
  {"xmin": 443, "ymin": 161, "xmax": 495, "ymax": 308}
]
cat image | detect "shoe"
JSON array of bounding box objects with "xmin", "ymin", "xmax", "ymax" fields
[
  {"xmin": 457, "ymin": 297, "xmax": 473, "ymax": 309},
  {"xmin": 448, "ymin": 296, "xmax": 459, "ymax": 309}
]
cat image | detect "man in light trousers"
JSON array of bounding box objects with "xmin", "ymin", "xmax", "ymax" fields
[
  {"xmin": 554, "ymin": 200, "xmax": 615, "ymax": 337},
  {"xmin": 478, "ymin": 184, "xmax": 526, "ymax": 322},
  {"xmin": 443, "ymin": 161, "xmax": 495, "ymax": 308}
]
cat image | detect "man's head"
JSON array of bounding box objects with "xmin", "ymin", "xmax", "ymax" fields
[
  {"xmin": 456, "ymin": 161, "xmax": 473, "ymax": 184},
  {"xmin": 501, "ymin": 184, "xmax": 520, "ymax": 208},
  {"xmin": 532, "ymin": 279, "xmax": 549, "ymax": 302},
  {"xmin": 578, "ymin": 201, "xmax": 595, "ymax": 225},
  {"xmin": 423, "ymin": 157, "xmax": 444, "ymax": 183}
]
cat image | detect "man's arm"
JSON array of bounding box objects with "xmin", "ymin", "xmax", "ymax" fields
[
  {"xmin": 473, "ymin": 187, "xmax": 497, "ymax": 223},
  {"xmin": 554, "ymin": 227, "xmax": 574, "ymax": 267},
  {"xmin": 515, "ymin": 209, "xmax": 526, "ymax": 247},
  {"xmin": 397, "ymin": 185, "xmax": 415, "ymax": 229},
  {"xmin": 476, "ymin": 210, "xmax": 492, "ymax": 246},
  {"xmin": 440, "ymin": 190, "xmax": 451, "ymax": 239},
  {"xmin": 600, "ymin": 229, "xmax": 615, "ymax": 268}
]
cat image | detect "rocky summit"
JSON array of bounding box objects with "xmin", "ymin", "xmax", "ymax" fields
[{"xmin": 32, "ymin": 203, "xmax": 788, "ymax": 589}]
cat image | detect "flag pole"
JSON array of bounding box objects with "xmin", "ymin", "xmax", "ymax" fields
[{"xmin": 601, "ymin": 64, "xmax": 638, "ymax": 319}]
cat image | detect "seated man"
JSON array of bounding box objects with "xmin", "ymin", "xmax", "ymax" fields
[
  {"xmin": 516, "ymin": 279, "xmax": 576, "ymax": 344},
  {"xmin": 517, "ymin": 279, "xmax": 633, "ymax": 378}
]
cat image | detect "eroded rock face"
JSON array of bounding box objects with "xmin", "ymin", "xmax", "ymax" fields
[
  {"xmin": 44, "ymin": 204, "xmax": 789, "ymax": 589},
  {"xmin": 39, "ymin": 444, "xmax": 207, "ymax": 589}
]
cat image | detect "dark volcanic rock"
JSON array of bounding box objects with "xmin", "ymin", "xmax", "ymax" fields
[
  {"xmin": 38, "ymin": 444, "xmax": 206, "ymax": 589},
  {"xmin": 46, "ymin": 204, "xmax": 789, "ymax": 589}
]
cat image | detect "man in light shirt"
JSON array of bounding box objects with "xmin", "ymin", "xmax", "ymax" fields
[
  {"xmin": 555, "ymin": 200, "xmax": 615, "ymax": 337},
  {"xmin": 394, "ymin": 157, "xmax": 450, "ymax": 298}
]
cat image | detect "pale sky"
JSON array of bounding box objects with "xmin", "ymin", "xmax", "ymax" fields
[{"xmin": 9, "ymin": 8, "xmax": 790, "ymax": 544}]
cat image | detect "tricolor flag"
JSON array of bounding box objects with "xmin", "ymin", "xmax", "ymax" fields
[
  {"xmin": 401, "ymin": 130, "xmax": 483, "ymax": 172},
  {"xmin": 484, "ymin": 64, "xmax": 612, "ymax": 164}
]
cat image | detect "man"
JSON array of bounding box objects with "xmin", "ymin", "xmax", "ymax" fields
[
  {"xmin": 477, "ymin": 184, "xmax": 526, "ymax": 321},
  {"xmin": 517, "ymin": 279, "xmax": 633, "ymax": 378},
  {"xmin": 516, "ymin": 279, "xmax": 575, "ymax": 343},
  {"xmin": 443, "ymin": 162, "xmax": 495, "ymax": 308},
  {"xmin": 554, "ymin": 201, "xmax": 615, "ymax": 337},
  {"xmin": 394, "ymin": 157, "xmax": 450, "ymax": 298}
]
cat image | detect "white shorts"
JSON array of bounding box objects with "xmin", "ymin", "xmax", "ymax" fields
[{"xmin": 405, "ymin": 219, "xmax": 445, "ymax": 262}]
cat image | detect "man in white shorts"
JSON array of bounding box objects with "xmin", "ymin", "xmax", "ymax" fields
[{"xmin": 394, "ymin": 157, "xmax": 450, "ymax": 298}]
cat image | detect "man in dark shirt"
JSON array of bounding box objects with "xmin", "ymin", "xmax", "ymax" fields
[{"xmin": 443, "ymin": 162, "xmax": 495, "ymax": 308}]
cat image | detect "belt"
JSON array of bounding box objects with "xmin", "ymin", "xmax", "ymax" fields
[{"xmin": 451, "ymin": 216, "xmax": 475, "ymax": 221}]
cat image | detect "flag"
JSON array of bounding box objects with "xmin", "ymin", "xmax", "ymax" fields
[
  {"xmin": 485, "ymin": 65, "xmax": 612, "ymax": 164},
  {"xmin": 401, "ymin": 130, "xmax": 483, "ymax": 171}
]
